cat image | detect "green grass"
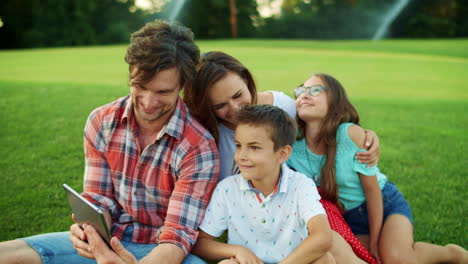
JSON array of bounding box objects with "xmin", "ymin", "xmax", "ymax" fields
[
  {"xmin": 0, "ymin": 39, "xmax": 467, "ymax": 249},
  {"xmin": 199, "ymin": 38, "xmax": 468, "ymax": 59}
]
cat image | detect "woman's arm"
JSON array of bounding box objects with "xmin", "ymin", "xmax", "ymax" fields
[
  {"xmin": 192, "ymin": 230, "xmax": 262, "ymax": 263},
  {"xmin": 279, "ymin": 215, "xmax": 332, "ymax": 264},
  {"xmin": 256, "ymin": 91, "xmax": 273, "ymax": 105}
]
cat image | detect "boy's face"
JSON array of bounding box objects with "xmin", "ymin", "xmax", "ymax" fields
[{"xmin": 234, "ymin": 124, "xmax": 287, "ymax": 183}]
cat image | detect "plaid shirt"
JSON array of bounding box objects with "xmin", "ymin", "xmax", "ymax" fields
[{"xmin": 81, "ymin": 95, "xmax": 219, "ymax": 254}]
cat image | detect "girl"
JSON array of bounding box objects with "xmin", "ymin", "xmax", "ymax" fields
[
  {"xmin": 287, "ymin": 73, "xmax": 467, "ymax": 264},
  {"xmin": 184, "ymin": 51, "xmax": 380, "ymax": 264}
]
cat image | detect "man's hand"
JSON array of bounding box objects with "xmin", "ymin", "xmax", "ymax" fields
[
  {"xmin": 84, "ymin": 224, "xmax": 137, "ymax": 264},
  {"xmin": 70, "ymin": 213, "xmax": 95, "ymax": 259},
  {"xmin": 233, "ymin": 245, "xmax": 263, "ymax": 264},
  {"xmin": 355, "ymin": 129, "xmax": 380, "ymax": 167}
]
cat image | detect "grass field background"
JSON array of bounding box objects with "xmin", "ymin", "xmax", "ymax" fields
[{"xmin": 0, "ymin": 39, "xmax": 467, "ymax": 248}]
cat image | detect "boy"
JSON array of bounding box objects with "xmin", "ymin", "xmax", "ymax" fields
[{"xmin": 192, "ymin": 105, "xmax": 334, "ymax": 264}]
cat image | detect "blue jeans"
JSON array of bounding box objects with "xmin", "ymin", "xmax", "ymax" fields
[
  {"xmin": 343, "ymin": 181, "xmax": 414, "ymax": 235},
  {"xmin": 20, "ymin": 226, "xmax": 206, "ymax": 264}
]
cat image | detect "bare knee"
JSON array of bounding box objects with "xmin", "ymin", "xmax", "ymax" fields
[
  {"xmin": 329, "ymin": 233, "xmax": 365, "ymax": 264},
  {"xmin": 0, "ymin": 240, "xmax": 42, "ymax": 264},
  {"xmin": 331, "ymin": 251, "xmax": 364, "ymax": 264},
  {"xmin": 312, "ymin": 252, "xmax": 336, "ymax": 264},
  {"xmin": 444, "ymin": 244, "xmax": 468, "ymax": 264}
]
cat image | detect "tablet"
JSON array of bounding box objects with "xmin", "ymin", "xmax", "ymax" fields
[{"xmin": 63, "ymin": 184, "xmax": 111, "ymax": 246}]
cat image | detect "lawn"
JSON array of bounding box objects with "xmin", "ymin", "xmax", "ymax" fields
[{"xmin": 0, "ymin": 39, "xmax": 467, "ymax": 249}]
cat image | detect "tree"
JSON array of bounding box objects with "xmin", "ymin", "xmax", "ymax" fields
[
  {"xmin": 175, "ymin": 0, "xmax": 259, "ymax": 39},
  {"xmin": 229, "ymin": 0, "xmax": 238, "ymax": 38}
]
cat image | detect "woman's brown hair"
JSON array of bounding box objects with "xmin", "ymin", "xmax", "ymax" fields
[
  {"xmin": 296, "ymin": 73, "xmax": 360, "ymax": 209},
  {"xmin": 184, "ymin": 51, "xmax": 257, "ymax": 143}
]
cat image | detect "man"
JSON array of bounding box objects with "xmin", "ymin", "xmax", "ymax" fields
[{"xmin": 0, "ymin": 20, "xmax": 219, "ymax": 264}]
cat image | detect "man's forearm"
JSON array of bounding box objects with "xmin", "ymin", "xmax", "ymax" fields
[{"xmin": 139, "ymin": 243, "xmax": 185, "ymax": 264}]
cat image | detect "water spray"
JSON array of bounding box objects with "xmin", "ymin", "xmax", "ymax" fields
[
  {"xmin": 167, "ymin": 0, "xmax": 187, "ymax": 22},
  {"xmin": 372, "ymin": 0, "xmax": 410, "ymax": 40}
]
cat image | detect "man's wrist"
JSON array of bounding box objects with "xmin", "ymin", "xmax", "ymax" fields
[{"xmin": 141, "ymin": 243, "xmax": 185, "ymax": 264}]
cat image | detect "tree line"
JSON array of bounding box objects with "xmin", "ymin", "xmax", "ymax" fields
[
  {"xmin": 0, "ymin": 0, "xmax": 148, "ymax": 49},
  {"xmin": 1, "ymin": 0, "xmax": 466, "ymax": 49},
  {"xmin": 257, "ymin": 0, "xmax": 468, "ymax": 39}
]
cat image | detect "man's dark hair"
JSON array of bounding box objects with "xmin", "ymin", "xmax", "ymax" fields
[
  {"xmin": 237, "ymin": 105, "xmax": 297, "ymax": 151},
  {"xmin": 125, "ymin": 19, "xmax": 200, "ymax": 89}
]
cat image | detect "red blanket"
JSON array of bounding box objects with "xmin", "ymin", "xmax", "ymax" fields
[{"xmin": 320, "ymin": 199, "xmax": 378, "ymax": 264}]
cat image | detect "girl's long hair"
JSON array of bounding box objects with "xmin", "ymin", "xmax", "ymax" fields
[
  {"xmin": 183, "ymin": 51, "xmax": 257, "ymax": 143},
  {"xmin": 296, "ymin": 73, "xmax": 360, "ymax": 209}
]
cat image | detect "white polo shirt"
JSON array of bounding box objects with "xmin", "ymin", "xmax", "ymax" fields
[{"xmin": 199, "ymin": 164, "xmax": 325, "ymax": 263}]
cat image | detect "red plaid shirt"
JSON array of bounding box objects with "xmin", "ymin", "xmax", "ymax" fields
[{"xmin": 81, "ymin": 95, "xmax": 219, "ymax": 254}]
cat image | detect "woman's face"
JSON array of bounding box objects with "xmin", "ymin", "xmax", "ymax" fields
[
  {"xmin": 209, "ymin": 71, "xmax": 252, "ymax": 129},
  {"xmin": 295, "ymin": 75, "xmax": 329, "ymax": 122}
]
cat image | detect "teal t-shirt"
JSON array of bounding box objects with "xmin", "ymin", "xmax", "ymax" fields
[{"xmin": 287, "ymin": 122, "xmax": 387, "ymax": 210}]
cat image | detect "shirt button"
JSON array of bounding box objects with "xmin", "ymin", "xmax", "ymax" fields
[{"xmin": 261, "ymin": 219, "xmax": 266, "ymax": 224}]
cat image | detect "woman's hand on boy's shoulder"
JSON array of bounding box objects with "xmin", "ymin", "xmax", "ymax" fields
[{"xmin": 351, "ymin": 126, "xmax": 380, "ymax": 167}]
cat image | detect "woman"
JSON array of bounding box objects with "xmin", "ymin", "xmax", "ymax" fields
[{"xmin": 184, "ymin": 51, "xmax": 379, "ymax": 263}]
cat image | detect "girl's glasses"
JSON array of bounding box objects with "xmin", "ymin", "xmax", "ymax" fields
[{"xmin": 294, "ymin": 84, "xmax": 327, "ymax": 97}]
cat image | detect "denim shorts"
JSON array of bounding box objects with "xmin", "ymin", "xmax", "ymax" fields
[
  {"xmin": 343, "ymin": 181, "xmax": 414, "ymax": 235},
  {"xmin": 20, "ymin": 225, "xmax": 206, "ymax": 264}
]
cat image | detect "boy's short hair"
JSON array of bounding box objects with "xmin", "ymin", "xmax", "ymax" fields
[{"xmin": 237, "ymin": 105, "xmax": 297, "ymax": 151}]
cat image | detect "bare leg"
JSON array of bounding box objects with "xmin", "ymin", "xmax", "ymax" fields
[
  {"xmin": 311, "ymin": 252, "xmax": 336, "ymax": 264},
  {"xmin": 414, "ymin": 242, "xmax": 468, "ymax": 264},
  {"xmin": 379, "ymin": 214, "xmax": 417, "ymax": 264},
  {"xmin": 0, "ymin": 240, "xmax": 42, "ymax": 264},
  {"xmin": 330, "ymin": 231, "xmax": 366, "ymax": 264},
  {"xmin": 379, "ymin": 214, "xmax": 468, "ymax": 264}
]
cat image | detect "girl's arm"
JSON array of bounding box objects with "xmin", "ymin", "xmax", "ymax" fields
[
  {"xmin": 279, "ymin": 215, "xmax": 332, "ymax": 264},
  {"xmin": 360, "ymin": 173, "xmax": 383, "ymax": 263},
  {"xmin": 192, "ymin": 230, "xmax": 263, "ymax": 263},
  {"xmin": 349, "ymin": 124, "xmax": 383, "ymax": 262}
]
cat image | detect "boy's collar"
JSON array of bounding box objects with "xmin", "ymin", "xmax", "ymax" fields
[{"xmin": 239, "ymin": 164, "xmax": 290, "ymax": 194}]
